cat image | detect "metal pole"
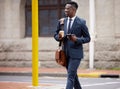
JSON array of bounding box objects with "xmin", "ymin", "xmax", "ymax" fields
[
  {"xmin": 32, "ymin": 0, "xmax": 39, "ymax": 86},
  {"xmin": 89, "ymin": 0, "xmax": 95, "ymax": 69}
]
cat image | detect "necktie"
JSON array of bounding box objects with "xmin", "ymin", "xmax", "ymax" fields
[{"xmin": 68, "ymin": 18, "xmax": 72, "ymax": 34}]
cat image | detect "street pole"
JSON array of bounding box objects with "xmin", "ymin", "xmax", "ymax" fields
[
  {"xmin": 89, "ymin": 0, "xmax": 95, "ymax": 69},
  {"xmin": 32, "ymin": 0, "xmax": 39, "ymax": 86}
]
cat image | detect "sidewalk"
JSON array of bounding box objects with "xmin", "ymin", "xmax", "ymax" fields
[
  {"xmin": 0, "ymin": 67, "xmax": 120, "ymax": 78},
  {"xmin": 0, "ymin": 67, "xmax": 120, "ymax": 89}
]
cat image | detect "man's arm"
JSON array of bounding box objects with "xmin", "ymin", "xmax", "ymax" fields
[{"xmin": 75, "ymin": 22, "xmax": 91, "ymax": 44}]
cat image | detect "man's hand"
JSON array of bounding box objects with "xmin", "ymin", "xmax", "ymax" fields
[
  {"xmin": 58, "ymin": 33, "xmax": 63, "ymax": 40},
  {"xmin": 67, "ymin": 34, "xmax": 77, "ymax": 42},
  {"xmin": 58, "ymin": 31, "xmax": 64, "ymax": 40}
]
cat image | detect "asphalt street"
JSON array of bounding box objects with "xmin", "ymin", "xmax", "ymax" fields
[{"xmin": 0, "ymin": 75, "xmax": 120, "ymax": 89}]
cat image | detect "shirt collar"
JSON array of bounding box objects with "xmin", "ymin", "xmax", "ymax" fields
[{"xmin": 68, "ymin": 16, "xmax": 76, "ymax": 21}]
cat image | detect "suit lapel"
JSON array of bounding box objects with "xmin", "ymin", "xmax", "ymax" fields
[
  {"xmin": 64, "ymin": 17, "xmax": 77, "ymax": 34},
  {"xmin": 70, "ymin": 17, "xmax": 77, "ymax": 33}
]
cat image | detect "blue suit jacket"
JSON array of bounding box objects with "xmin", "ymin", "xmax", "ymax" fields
[{"xmin": 54, "ymin": 16, "xmax": 91, "ymax": 59}]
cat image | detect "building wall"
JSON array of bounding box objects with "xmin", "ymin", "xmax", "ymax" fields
[
  {"xmin": 0, "ymin": 0, "xmax": 26, "ymax": 39},
  {"xmin": 94, "ymin": 0, "xmax": 120, "ymax": 68},
  {"xmin": 0, "ymin": 0, "xmax": 120, "ymax": 69}
]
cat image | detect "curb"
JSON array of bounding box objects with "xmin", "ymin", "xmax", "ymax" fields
[
  {"xmin": 0, "ymin": 72, "xmax": 120, "ymax": 78},
  {"xmin": 100, "ymin": 74, "xmax": 120, "ymax": 78},
  {"xmin": 0, "ymin": 72, "xmax": 66, "ymax": 77},
  {"xmin": 78, "ymin": 73, "xmax": 120, "ymax": 78}
]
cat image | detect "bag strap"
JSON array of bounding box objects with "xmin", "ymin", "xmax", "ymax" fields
[
  {"xmin": 59, "ymin": 18, "xmax": 64, "ymax": 47},
  {"xmin": 59, "ymin": 41, "xmax": 62, "ymax": 47}
]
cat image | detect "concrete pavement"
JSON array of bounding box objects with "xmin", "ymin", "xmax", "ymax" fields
[{"xmin": 0, "ymin": 67, "xmax": 120, "ymax": 78}]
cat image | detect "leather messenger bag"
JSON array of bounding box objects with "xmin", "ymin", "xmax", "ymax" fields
[{"xmin": 55, "ymin": 42, "xmax": 66, "ymax": 67}]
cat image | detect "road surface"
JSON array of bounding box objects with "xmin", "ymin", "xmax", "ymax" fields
[{"xmin": 0, "ymin": 75, "xmax": 120, "ymax": 89}]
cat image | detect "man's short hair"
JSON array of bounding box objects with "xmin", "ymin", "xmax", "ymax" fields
[{"xmin": 65, "ymin": 1, "xmax": 78, "ymax": 9}]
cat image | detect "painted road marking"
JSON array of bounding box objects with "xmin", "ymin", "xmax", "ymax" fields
[{"xmin": 82, "ymin": 82, "xmax": 120, "ymax": 87}]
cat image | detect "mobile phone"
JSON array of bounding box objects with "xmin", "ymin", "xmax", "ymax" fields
[{"xmin": 67, "ymin": 34, "xmax": 73, "ymax": 36}]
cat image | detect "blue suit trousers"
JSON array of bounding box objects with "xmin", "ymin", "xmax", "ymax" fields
[{"xmin": 66, "ymin": 58, "xmax": 82, "ymax": 89}]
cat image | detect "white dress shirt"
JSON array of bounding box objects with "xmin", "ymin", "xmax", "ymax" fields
[{"xmin": 67, "ymin": 16, "xmax": 76, "ymax": 32}]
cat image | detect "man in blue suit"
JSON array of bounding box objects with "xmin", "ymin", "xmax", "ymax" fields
[{"xmin": 54, "ymin": 1, "xmax": 91, "ymax": 89}]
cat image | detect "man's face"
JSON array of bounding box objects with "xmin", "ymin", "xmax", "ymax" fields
[{"xmin": 64, "ymin": 4, "xmax": 75, "ymax": 17}]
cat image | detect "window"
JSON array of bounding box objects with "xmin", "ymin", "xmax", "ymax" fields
[{"xmin": 25, "ymin": 0, "xmax": 70, "ymax": 37}]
